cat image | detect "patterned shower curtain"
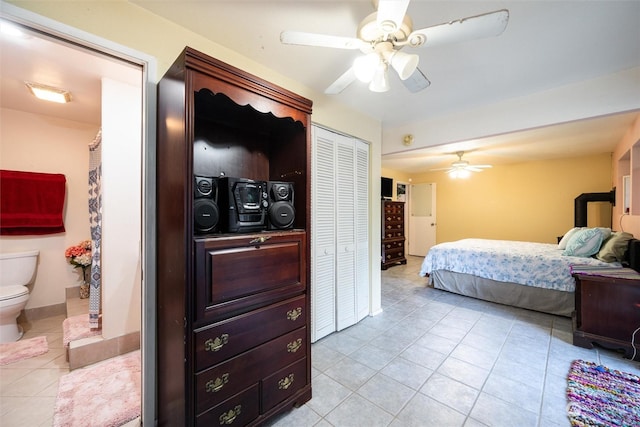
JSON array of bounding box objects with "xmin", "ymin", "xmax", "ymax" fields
[{"xmin": 88, "ymin": 129, "xmax": 102, "ymax": 329}]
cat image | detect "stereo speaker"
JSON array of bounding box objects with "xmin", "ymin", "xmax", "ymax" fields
[
  {"xmin": 194, "ymin": 176, "xmax": 219, "ymax": 234},
  {"xmin": 267, "ymin": 181, "xmax": 295, "ymax": 230}
]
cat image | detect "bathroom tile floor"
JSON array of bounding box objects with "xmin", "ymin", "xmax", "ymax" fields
[
  {"xmin": 0, "ymin": 314, "xmax": 68, "ymax": 426},
  {"xmin": 0, "ymin": 312, "xmax": 140, "ymax": 426}
]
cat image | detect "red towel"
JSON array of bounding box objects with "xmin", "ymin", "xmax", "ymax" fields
[{"xmin": 0, "ymin": 169, "xmax": 66, "ymax": 235}]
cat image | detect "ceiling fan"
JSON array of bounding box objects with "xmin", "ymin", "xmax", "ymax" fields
[
  {"xmin": 431, "ymin": 151, "xmax": 492, "ymax": 178},
  {"xmin": 280, "ymin": 0, "xmax": 509, "ymax": 94}
]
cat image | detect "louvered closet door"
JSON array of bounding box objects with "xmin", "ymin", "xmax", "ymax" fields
[
  {"xmin": 311, "ymin": 126, "xmax": 336, "ymax": 342},
  {"xmin": 355, "ymin": 140, "xmax": 370, "ymax": 322},
  {"xmin": 311, "ymin": 126, "xmax": 370, "ymax": 341},
  {"xmin": 335, "ymin": 134, "xmax": 357, "ymax": 330}
]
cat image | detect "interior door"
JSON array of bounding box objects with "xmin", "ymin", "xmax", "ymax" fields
[{"xmin": 408, "ymin": 183, "xmax": 436, "ymax": 256}]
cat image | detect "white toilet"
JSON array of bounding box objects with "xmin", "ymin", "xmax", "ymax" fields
[{"xmin": 0, "ymin": 250, "xmax": 39, "ymax": 343}]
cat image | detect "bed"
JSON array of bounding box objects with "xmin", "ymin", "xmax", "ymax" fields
[{"xmin": 419, "ymin": 233, "xmax": 639, "ymax": 317}]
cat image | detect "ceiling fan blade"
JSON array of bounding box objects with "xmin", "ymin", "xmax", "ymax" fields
[
  {"xmin": 401, "ymin": 67, "xmax": 431, "ymax": 93},
  {"xmin": 376, "ymin": 0, "xmax": 410, "ymax": 33},
  {"xmin": 325, "ymin": 67, "xmax": 357, "ymax": 94},
  {"xmin": 280, "ymin": 30, "xmax": 363, "ymax": 50},
  {"xmin": 408, "ymin": 9, "xmax": 509, "ymax": 48},
  {"xmin": 429, "ymin": 167, "xmax": 453, "ymax": 172}
]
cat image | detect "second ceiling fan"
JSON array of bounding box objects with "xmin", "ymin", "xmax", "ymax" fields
[
  {"xmin": 431, "ymin": 151, "xmax": 493, "ymax": 178},
  {"xmin": 280, "ymin": 0, "xmax": 509, "ymax": 94}
]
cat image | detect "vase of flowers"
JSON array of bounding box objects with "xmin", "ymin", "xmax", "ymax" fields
[{"xmin": 65, "ymin": 240, "xmax": 92, "ymax": 299}]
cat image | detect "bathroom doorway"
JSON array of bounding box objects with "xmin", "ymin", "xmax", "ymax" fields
[{"xmin": 0, "ymin": 3, "xmax": 156, "ymax": 423}]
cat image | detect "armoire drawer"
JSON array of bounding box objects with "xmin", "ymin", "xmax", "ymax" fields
[
  {"xmin": 195, "ymin": 327, "xmax": 306, "ymax": 414},
  {"xmin": 196, "ymin": 384, "xmax": 259, "ymax": 426},
  {"xmin": 262, "ymin": 357, "xmax": 307, "ymax": 412},
  {"xmin": 194, "ymin": 295, "xmax": 306, "ymax": 370}
]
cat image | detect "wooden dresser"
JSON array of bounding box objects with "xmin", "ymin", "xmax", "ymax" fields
[
  {"xmin": 572, "ymin": 270, "xmax": 640, "ymax": 361},
  {"xmin": 156, "ymin": 47, "xmax": 312, "ymax": 425},
  {"xmin": 381, "ymin": 200, "xmax": 407, "ymax": 270}
]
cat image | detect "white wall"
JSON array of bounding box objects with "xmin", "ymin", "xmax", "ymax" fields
[
  {"xmin": 0, "ymin": 107, "xmax": 98, "ymax": 309},
  {"xmin": 101, "ymin": 77, "xmax": 142, "ymax": 339}
]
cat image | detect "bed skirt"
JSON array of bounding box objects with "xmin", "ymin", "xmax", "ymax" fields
[{"xmin": 430, "ymin": 270, "xmax": 574, "ymax": 317}]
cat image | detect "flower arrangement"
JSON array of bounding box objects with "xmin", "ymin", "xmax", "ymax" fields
[
  {"xmin": 65, "ymin": 240, "xmax": 92, "ymax": 298},
  {"xmin": 65, "ymin": 240, "xmax": 92, "ymax": 270}
]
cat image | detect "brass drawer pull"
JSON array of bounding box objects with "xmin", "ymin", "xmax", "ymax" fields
[
  {"xmin": 287, "ymin": 307, "xmax": 302, "ymax": 321},
  {"xmin": 287, "ymin": 338, "xmax": 302, "ymax": 353},
  {"xmin": 205, "ymin": 373, "xmax": 229, "ymax": 393},
  {"xmin": 278, "ymin": 374, "xmax": 294, "ymax": 390},
  {"xmin": 204, "ymin": 334, "xmax": 229, "ymax": 352},
  {"xmin": 219, "ymin": 405, "xmax": 241, "ymax": 425},
  {"xmin": 249, "ymin": 235, "xmax": 271, "ymax": 245}
]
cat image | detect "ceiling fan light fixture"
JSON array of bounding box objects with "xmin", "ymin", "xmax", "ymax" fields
[
  {"xmin": 353, "ymin": 53, "xmax": 379, "ymax": 82},
  {"xmin": 369, "ymin": 62, "xmax": 390, "ymax": 92},
  {"xmin": 448, "ymin": 168, "xmax": 471, "ymax": 179},
  {"xmin": 389, "ymin": 51, "xmax": 419, "ymax": 80}
]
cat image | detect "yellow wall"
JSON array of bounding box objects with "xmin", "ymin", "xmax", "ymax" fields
[{"xmin": 384, "ymin": 153, "xmax": 613, "ymax": 244}]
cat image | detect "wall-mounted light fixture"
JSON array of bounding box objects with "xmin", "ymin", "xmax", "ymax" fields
[{"xmin": 25, "ymin": 82, "xmax": 72, "ymax": 104}]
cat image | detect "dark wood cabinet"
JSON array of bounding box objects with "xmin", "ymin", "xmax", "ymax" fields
[
  {"xmin": 381, "ymin": 201, "xmax": 406, "ymax": 270},
  {"xmin": 156, "ymin": 47, "xmax": 312, "ymax": 425},
  {"xmin": 572, "ymin": 271, "xmax": 640, "ymax": 360}
]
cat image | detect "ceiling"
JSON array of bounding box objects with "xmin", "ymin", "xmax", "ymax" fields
[
  {"xmin": 0, "ymin": 20, "xmax": 140, "ymax": 126},
  {"xmin": 2, "ymin": 1, "xmax": 639, "ymax": 173}
]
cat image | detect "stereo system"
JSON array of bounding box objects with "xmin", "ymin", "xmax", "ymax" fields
[{"xmin": 194, "ymin": 176, "xmax": 295, "ymax": 234}]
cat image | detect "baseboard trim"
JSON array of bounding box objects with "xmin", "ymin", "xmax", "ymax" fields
[{"xmin": 18, "ymin": 303, "xmax": 66, "ymax": 323}]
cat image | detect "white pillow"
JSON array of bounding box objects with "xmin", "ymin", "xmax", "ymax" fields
[
  {"xmin": 558, "ymin": 227, "xmax": 582, "ymax": 249},
  {"xmin": 562, "ymin": 228, "xmax": 605, "ymax": 257}
]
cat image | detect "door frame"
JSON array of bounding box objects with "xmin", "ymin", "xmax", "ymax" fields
[{"xmin": 1, "ymin": 2, "xmax": 157, "ymax": 423}]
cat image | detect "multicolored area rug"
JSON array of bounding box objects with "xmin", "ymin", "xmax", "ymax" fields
[
  {"xmin": 0, "ymin": 336, "xmax": 48, "ymax": 365},
  {"xmin": 566, "ymin": 359, "xmax": 640, "ymax": 427},
  {"xmin": 53, "ymin": 350, "xmax": 140, "ymax": 427}
]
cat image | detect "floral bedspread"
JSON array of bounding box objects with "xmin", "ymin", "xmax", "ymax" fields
[{"xmin": 419, "ymin": 238, "xmax": 619, "ymax": 292}]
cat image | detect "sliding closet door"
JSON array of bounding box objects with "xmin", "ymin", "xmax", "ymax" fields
[
  {"xmin": 311, "ymin": 125, "xmax": 370, "ymax": 341},
  {"xmin": 311, "ymin": 126, "xmax": 336, "ymax": 342}
]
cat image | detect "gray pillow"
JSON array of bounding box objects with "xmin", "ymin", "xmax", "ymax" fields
[{"xmin": 596, "ymin": 231, "xmax": 634, "ymax": 262}]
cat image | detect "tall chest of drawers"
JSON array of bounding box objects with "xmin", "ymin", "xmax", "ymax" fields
[
  {"xmin": 156, "ymin": 47, "xmax": 312, "ymax": 425},
  {"xmin": 381, "ymin": 201, "xmax": 407, "ymax": 270}
]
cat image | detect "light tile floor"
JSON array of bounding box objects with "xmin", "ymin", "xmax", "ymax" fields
[
  {"xmin": 2, "ymin": 256, "xmax": 638, "ymax": 426},
  {"xmin": 267, "ymin": 256, "xmax": 640, "ymax": 427}
]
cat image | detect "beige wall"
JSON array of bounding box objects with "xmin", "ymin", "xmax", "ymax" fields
[
  {"xmin": 384, "ymin": 153, "xmax": 613, "ymax": 244},
  {"xmin": 612, "ymin": 113, "xmax": 640, "ymax": 238},
  {"xmin": 0, "ymin": 108, "xmax": 99, "ymax": 309}
]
